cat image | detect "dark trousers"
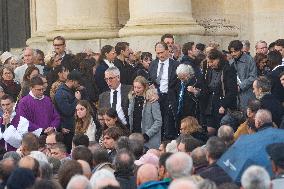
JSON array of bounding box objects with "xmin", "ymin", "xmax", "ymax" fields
[{"xmin": 159, "ymin": 93, "xmax": 178, "ymax": 140}]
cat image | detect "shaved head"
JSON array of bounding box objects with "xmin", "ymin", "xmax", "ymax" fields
[{"xmin": 137, "ymin": 164, "xmax": 158, "ymax": 186}]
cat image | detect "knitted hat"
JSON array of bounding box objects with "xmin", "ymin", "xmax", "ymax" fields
[{"xmin": 0, "ymin": 51, "xmax": 13, "ymax": 64}]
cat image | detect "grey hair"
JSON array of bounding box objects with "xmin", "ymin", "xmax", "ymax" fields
[
  {"xmin": 23, "ymin": 47, "xmax": 36, "ymax": 56},
  {"xmin": 217, "ymin": 125, "xmax": 234, "ymax": 145},
  {"xmin": 255, "ymin": 109, "xmax": 272, "ymax": 126},
  {"xmin": 242, "ymin": 40, "xmax": 251, "ymax": 48},
  {"xmin": 169, "ymin": 178, "xmax": 198, "ymax": 189},
  {"xmin": 176, "ymin": 64, "xmax": 194, "ymax": 76},
  {"xmin": 241, "ymin": 165, "xmax": 270, "ymax": 189},
  {"xmin": 67, "ymin": 175, "xmax": 92, "ymax": 189},
  {"xmin": 90, "ymin": 169, "xmax": 116, "ymax": 188},
  {"xmin": 3, "ymin": 151, "xmax": 21, "ymax": 163},
  {"xmin": 166, "ymin": 152, "xmax": 193, "ymax": 179},
  {"xmin": 40, "ymin": 161, "xmax": 53, "ymax": 180},
  {"xmin": 255, "ymin": 40, "xmax": 267, "ymax": 49},
  {"xmin": 198, "ymin": 179, "xmax": 217, "ymax": 189},
  {"xmin": 105, "ymin": 66, "xmax": 120, "ymax": 77},
  {"xmin": 29, "ymin": 151, "xmax": 49, "ymax": 165}
]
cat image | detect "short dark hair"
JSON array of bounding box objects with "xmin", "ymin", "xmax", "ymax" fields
[
  {"xmin": 93, "ymin": 148, "xmax": 110, "ymax": 166},
  {"xmin": 55, "ymin": 132, "xmax": 64, "ymax": 143},
  {"xmin": 180, "ymin": 137, "xmax": 203, "ymax": 153},
  {"xmin": 196, "ymin": 43, "xmax": 206, "ymax": 52},
  {"xmin": 275, "ymin": 39, "xmax": 284, "ymax": 48},
  {"xmin": 35, "ymin": 49, "xmax": 44, "ymax": 57},
  {"xmin": 207, "ymin": 49, "xmax": 225, "ymax": 61},
  {"xmin": 67, "ymin": 70, "xmax": 82, "ymax": 82},
  {"xmin": 129, "ymin": 139, "xmax": 144, "ymax": 160},
  {"xmin": 255, "ymin": 76, "xmax": 271, "ymax": 92},
  {"xmin": 161, "ymin": 34, "xmax": 174, "ymax": 42},
  {"xmin": 269, "ymin": 42, "xmax": 276, "ymax": 49},
  {"xmin": 0, "ymin": 94, "xmax": 14, "ymax": 103},
  {"xmin": 23, "ymin": 65, "xmax": 40, "ymax": 82},
  {"xmin": 115, "ymin": 42, "xmax": 129, "ymax": 55},
  {"xmin": 228, "ymin": 40, "xmax": 243, "ymax": 51},
  {"xmin": 72, "ymin": 145, "xmax": 93, "ymax": 168},
  {"xmin": 58, "ymin": 160, "xmax": 83, "ymax": 189},
  {"xmin": 72, "ymin": 134, "xmax": 89, "ymax": 147},
  {"xmin": 100, "ymin": 45, "xmax": 114, "ymax": 60},
  {"xmin": 182, "ymin": 42, "xmax": 195, "ymax": 56},
  {"xmin": 155, "ymin": 41, "xmax": 168, "ymax": 51},
  {"xmin": 51, "ymin": 143, "xmax": 67, "ymax": 153},
  {"xmin": 22, "ymin": 133, "xmax": 39, "ymax": 152},
  {"xmin": 30, "ymin": 76, "xmax": 44, "ymax": 88},
  {"xmin": 206, "ymin": 136, "xmax": 226, "ymax": 160},
  {"xmin": 267, "ymin": 50, "xmax": 282, "ymax": 69},
  {"xmin": 103, "ymin": 127, "xmax": 124, "ymax": 141},
  {"xmin": 53, "ymin": 36, "xmax": 66, "ymax": 44},
  {"xmin": 113, "ymin": 149, "xmax": 135, "ymax": 173},
  {"xmin": 159, "ymin": 152, "xmax": 172, "ymax": 167},
  {"xmin": 247, "ymin": 99, "xmax": 261, "ymax": 113},
  {"xmin": 140, "ymin": 52, "xmax": 152, "ymax": 60}
]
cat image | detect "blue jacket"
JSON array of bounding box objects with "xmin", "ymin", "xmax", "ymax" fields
[{"xmin": 54, "ymin": 84, "xmax": 77, "ymax": 131}]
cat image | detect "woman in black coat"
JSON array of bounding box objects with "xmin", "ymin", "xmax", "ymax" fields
[{"xmin": 200, "ymin": 49, "xmax": 238, "ymax": 135}]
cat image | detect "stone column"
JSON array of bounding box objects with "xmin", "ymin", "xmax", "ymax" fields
[
  {"xmin": 46, "ymin": 0, "xmax": 120, "ymax": 40},
  {"xmin": 119, "ymin": 0, "xmax": 204, "ymax": 37},
  {"xmin": 27, "ymin": 0, "xmax": 57, "ymax": 45},
  {"xmin": 191, "ymin": 0, "xmax": 238, "ymax": 36}
]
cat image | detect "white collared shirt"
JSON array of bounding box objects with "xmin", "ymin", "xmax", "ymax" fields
[
  {"xmin": 282, "ymin": 58, "xmax": 284, "ymax": 66},
  {"xmin": 110, "ymin": 84, "xmax": 127, "ymax": 125},
  {"xmin": 104, "ymin": 59, "xmax": 114, "ymax": 68},
  {"xmin": 157, "ymin": 58, "xmax": 169, "ymax": 93},
  {"xmin": 29, "ymin": 91, "xmax": 44, "ymax": 100}
]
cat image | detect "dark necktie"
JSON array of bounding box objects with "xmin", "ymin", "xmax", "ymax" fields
[
  {"xmin": 177, "ymin": 82, "xmax": 186, "ymax": 114},
  {"xmin": 156, "ymin": 62, "xmax": 164, "ymax": 85},
  {"xmin": 112, "ymin": 90, "xmax": 117, "ymax": 109}
]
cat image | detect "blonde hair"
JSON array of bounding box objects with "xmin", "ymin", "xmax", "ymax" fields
[{"xmin": 181, "ymin": 116, "xmax": 202, "ymax": 134}]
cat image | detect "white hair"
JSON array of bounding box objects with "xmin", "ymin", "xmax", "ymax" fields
[
  {"xmin": 67, "ymin": 175, "xmax": 92, "ymax": 189},
  {"xmin": 166, "ymin": 152, "xmax": 193, "ymax": 179},
  {"xmin": 241, "ymin": 165, "xmax": 270, "ymax": 189},
  {"xmin": 105, "ymin": 66, "xmax": 120, "ymax": 77},
  {"xmin": 255, "ymin": 109, "xmax": 272, "ymax": 127},
  {"xmin": 169, "ymin": 178, "xmax": 198, "ymax": 189},
  {"xmin": 29, "ymin": 151, "xmax": 48, "ymax": 165},
  {"xmin": 90, "ymin": 169, "xmax": 117, "ymax": 189},
  {"xmin": 176, "ymin": 64, "xmax": 194, "ymax": 76}
]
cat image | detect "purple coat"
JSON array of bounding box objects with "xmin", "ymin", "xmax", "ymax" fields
[{"xmin": 17, "ymin": 95, "xmax": 60, "ymax": 132}]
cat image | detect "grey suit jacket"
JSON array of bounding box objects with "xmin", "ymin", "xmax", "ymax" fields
[
  {"xmin": 98, "ymin": 84, "xmax": 132, "ymax": 123},
  {"xmin": 128, "ymin": 97, "xmax": 162, "ymax": 149}
]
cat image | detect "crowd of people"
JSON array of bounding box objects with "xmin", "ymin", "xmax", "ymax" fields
[{"xmin": 0, "ymin": 34, "xmax": 283, "ymax": 189}]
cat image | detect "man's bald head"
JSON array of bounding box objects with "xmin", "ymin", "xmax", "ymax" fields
[
  {"xmin": 77, "ymin": 160, "xmax": 92, "ymax": 179},
  {"xmin": 137, "ymin": 164, "xmax": 158, "ymax": 186}
]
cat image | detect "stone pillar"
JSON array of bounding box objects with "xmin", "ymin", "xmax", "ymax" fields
[
  {"xmin": 119, "ymin": 0, "xmax": 204, "ymax": 37},
  {"xmin": 27, "ymin": 0, "xmax": 57, "ymax": 46},
  {"xmin": 46, "ymin": 0, "xmax": 120, "ymax": 40}
]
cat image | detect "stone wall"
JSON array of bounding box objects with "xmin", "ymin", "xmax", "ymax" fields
[{"xmin": 26, "ymin": 0, "xmax": 284, "ymax": 55}]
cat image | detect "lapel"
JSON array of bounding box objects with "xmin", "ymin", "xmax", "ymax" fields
[
  {"xmin": 105, "ymin": 91, "xmax": 111, "ymax": 108},
  {"xmin": 121, "ymin": 85, "xmax": 127, "ymax": 108},
  {"xmin": 168, "ymin": 58, "xmax": 175, "ymax": 83},
  {"xmin": 152, "ymin": 60, "xmax": 159, "ymax": 81}
]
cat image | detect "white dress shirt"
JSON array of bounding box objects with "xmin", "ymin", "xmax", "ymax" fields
[
  {"xmin": 104, "ymin": 59, "xmax": 115, "ymax": 68},
  {"xmin": 157, "ymin": 58, "xmax": 169, "ymax": 93},
  {"xmin": 110, "ymin": 84, "xmax": 127, "ymax": 125}
]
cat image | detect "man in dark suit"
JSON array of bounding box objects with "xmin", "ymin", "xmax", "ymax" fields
[
  {"xmin": 148, "ymin": 42, "xmax": 179, "ymax": 140},
  {"xmin": 53, "ymin": 36, "xmax": 75, "ymax": 71},
  {"xmin": 98, "ymin": 66, "xmax": 132, "ymax": 126}
]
